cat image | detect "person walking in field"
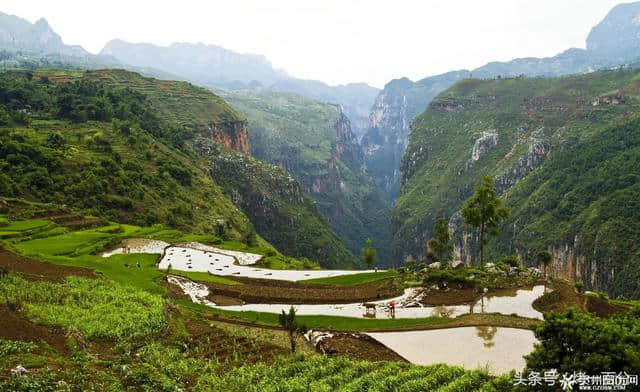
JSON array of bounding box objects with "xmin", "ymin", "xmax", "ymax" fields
[{"xmin": 389, "ymin": 300, "xmax": 396, "ymax": 318}]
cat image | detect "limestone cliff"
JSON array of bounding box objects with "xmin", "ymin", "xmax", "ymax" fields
[
  {"xmin": 395, "ymin": 70, "xmax": 640, "ymax": 298},
  {"xmin": 221, "ymin": 90, "xmax": 391, "ymax": 265}
]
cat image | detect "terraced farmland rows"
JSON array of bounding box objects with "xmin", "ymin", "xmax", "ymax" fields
[{"xmin": 197, "ymin": 355, "xmax": 511, "ymax": 391}]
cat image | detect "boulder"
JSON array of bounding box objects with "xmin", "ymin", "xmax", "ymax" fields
[{"xmin": 428, "ymin": 262, "xmax": 441, "ymax": 269}]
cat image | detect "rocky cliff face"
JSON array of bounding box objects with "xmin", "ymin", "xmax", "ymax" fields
[
  {"xmin": 366, "ymin": 2, "xmax": 640, "ymax": 208},
  {"xmin": 361, "ymin": 72, "xmax": 471, "ymax": 202},
  {"xmin": 586, "ymin": 2, "xmax": 640, "ymax": 53},
  {"xmin": 210, "ymin": 121, "xmax": 251, "ymax": 155},
  {"xmin": 193, "ymin": 136, "xmax": 360, "ymax": 269},
  {"xmin": 395, "ymin": 70, "xmax": 640, "ymax": 298},
  {"xmin": 0, "ymin": 12, "xmax": 89, "ymax": 57},
  {"xmin": 222, "ymin": 90, "xmax": 391, "ymax": 265}
]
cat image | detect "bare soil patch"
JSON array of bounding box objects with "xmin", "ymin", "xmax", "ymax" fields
[
  {"xmin": 419, "ymin": 287, "xmax": 483, "ymax": 306},
  {"xmin": 316, "ymin": 333, "xmax": 406, "ymax": 362},
  {"xmin": 0, "ymin": 304, "xmax": 69, "ymax": 355},
  {"xmin": 0, "ymin": 247, "xmax": 95, "ymax": 283},
  {"xmin": 184, "ymin": 318, "xmax": 287, "ymax": 365},
  {"xmin": 585, "ymin": 295, "xmax": 627, "ymax": 317},
  {"xmin": 202, "ymin": 276, "xmax": 402, "ymax": 305},
  {"xmin": 532, "ymin": 279, "xmax": 626, "ymax": 318}
]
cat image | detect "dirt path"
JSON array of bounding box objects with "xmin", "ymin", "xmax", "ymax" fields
[{"xmin": 0, "ymin": 246, "xmax": 95, "ymax": 283}]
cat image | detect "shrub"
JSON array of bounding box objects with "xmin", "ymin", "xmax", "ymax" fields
[
  {"xmin": 0, "ymin": 338, "xmax": 37, "ymax": 356},
  {"xmin": 496, "ymin": 254, "xmax": 521, "ymax": 269}
]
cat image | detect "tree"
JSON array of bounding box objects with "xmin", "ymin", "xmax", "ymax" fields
[
  {"xmin": 536, "ymin": 250, "xmax": 552, "ymax": 279},
  {"xmin": 46, "ymin": 131, "xmax": 66, "ymax": 149},
  {"xmin": 361, "ymin": 238, "xmax": 377, "ymax": 270},
  {"xmin": 278, "ymin": 306, "xmax": 306, "ymax": 353},
  {"xmin": 426, "ymin": 216, "xmax": 453, "ymax": 266},
  {"xmin": 461, "ymin": 177, "xmax": 509, "ymax": 266},
  {"xmin": 525, "ymin": 308, "xmax": 640, "ymax": 375}
]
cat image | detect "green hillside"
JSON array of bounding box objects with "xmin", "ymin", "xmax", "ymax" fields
[
  {"xmin": 220, "ymin": 90, "xmax": 390, "ymax": 266},
  {"xmin": 395, "ymin": 68, "xmax": 640, "ymax": 297},
  {"xmin": 0, "ymin": 69, "xmax": 357, "ymax": 268}
]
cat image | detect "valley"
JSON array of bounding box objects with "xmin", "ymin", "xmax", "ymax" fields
[{"xmin": 1, "ymin": 2, "xmax": 640, "ymax": 391}]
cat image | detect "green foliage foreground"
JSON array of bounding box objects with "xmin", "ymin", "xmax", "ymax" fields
[
  {"xmin": 525, "ymin": 307, "xmax": 640, "ymax": 376},
  {"xmin": 1, "ymin": 353, "xmax": 513, "ymax": 392},
  {"xmin": 0, "ymin": 275, "xmax": 166, "ymax": 341},
  {"xmin": 195, "ymin": 355, "xmax": 512, "ymax": 392}
]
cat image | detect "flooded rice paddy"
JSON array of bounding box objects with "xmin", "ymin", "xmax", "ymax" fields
[{"xmin": 367, "ymin": 327, "xmax": 537, "ymax": 373}]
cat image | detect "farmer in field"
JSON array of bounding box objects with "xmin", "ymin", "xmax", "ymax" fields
[{"xmin": 388, "ymin": 300, "xmax": 396, "ymax": 318}]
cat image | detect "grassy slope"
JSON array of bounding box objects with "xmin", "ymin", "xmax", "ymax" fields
[
  {"xmin": 0, "ymin": 213, "xmax": 243, "ymax": 294},
  {"xmin": 396, "ymin": 69, "xmax": 640, "ymax": 297},
  {"xmin": 221, "ymin": 90, "xmax": 390, "ymax": 266}
]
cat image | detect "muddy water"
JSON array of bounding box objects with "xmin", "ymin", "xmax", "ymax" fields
[
  {"xmin": 215, "ymin": 285, "xmax": 545, "ymax": 320},
  {"xmin": 158, "ymin": 246, "xmax": 380, "ymax": 281},
  {"xmin": 101, "ymin": 238, "xmax": 170, "ymax": 257},
  {"xmin": 367, "ymin": 327, "xmax": 537, "ymax": 373}
]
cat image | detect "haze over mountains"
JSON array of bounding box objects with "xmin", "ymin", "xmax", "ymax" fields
[{"xmin": 2, "ymin": 2, "xmax": 640, "ymax": 286}]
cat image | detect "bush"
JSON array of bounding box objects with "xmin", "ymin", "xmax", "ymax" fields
[
  {"xmin": 496, "ymin": 254, "xmax": 521, "ymax": 269},
  {"xmin": 0, "ymin": 338, "xmax": 37, "ymax": 356},
  {"xmin": 526, "ymin": 308, "xmax": 640, "ymax": 375},
  {"xmin": 424, "ymin": 269, "xmax": 474, "ymax": 289}
]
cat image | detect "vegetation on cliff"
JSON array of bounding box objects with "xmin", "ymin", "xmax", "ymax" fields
[
  {"xmin": 220, "ymin": 90, "xmax": 390, "ymax": 266},
  {"xmin": 0, "ymin": 69, "xmax": 359, "ymax": 268},
  {"xmin": 395, "ymin": 68, "xmax": 640, "ymax": 297}
]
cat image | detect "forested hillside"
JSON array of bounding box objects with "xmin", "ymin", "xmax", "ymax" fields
[
  {"xmin": 0, "ymin": 69, "xmax": 358, "ymax": 268},
  {"xmin": 395, "ymin": 68, "xmax": 640, "ymax": 297},
  {"xmin": 221, "ymin": 90, "xmax": 389, "ymax": 266}
]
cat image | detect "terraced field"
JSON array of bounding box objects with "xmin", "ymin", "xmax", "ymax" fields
[{"xmin": 199, "ymin": 355, "xmax": 512, "ymax": 391}]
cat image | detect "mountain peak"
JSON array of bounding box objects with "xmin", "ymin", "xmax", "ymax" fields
[{"xmin": 586, "ymin": 1, "xmax": 640, "ymax": 52}]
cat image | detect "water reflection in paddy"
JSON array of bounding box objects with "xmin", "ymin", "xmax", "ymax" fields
[
  {"xmin": 367, "ymin": 327, "xmax": 537, "ymax": 373},
  {"xmin": 215, "ymin": 285, "xmax": 545, "ymax": 320}
]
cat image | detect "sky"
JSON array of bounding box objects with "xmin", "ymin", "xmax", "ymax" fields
[{"xmin": 0, "ymin": 0, "xmax": 628, "ymax": 88}]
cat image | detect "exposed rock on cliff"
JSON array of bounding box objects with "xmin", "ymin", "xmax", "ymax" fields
[
  {"xmin": 210, "ymin": 121, "xmax": 251, "ymax": 155},
  {"xmin": 194, "ymin": 136, "xmax": 360, "ymax": 269},
  {"xmin": 394, "ymin": 70, "xmax": 640, "ymax": 298},
  {"xmin": 220, "ymin": 90, "xmax": 391, "ymax": 265},
  {"xmin": 361, "ymin": 72, "xmax": 470, "ymax": 202}
]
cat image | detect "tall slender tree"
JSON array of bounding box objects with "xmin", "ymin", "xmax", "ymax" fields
[
  {"xmin": 461, "ymin": 177, "xmax": 509, "ymax": 266},
  {"xmin": 426, "ymin": 216, "xmax": 453, "ymax": 266},
  {"xmin": 362, "ymin": 238, "xmax": 377, "ymax": 270},
  {"xmin": 537, "ymin": 250, "xmax": 552, "ymax": 279}
]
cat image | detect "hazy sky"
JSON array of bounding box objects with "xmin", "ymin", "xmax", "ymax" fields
[{"xmin": 1, "ymin": 0, "xmax": 628, "ymax": 87}]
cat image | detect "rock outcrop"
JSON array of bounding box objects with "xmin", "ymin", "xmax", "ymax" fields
[
  {"xmin": 194, "ymin": 136, "xmax": 360, "ymax": 269},
  {"xmin": 210, "ymin": 121, "xmax": 251, "ymax": 155},
  {"xmin": 394, "ymin": 68, "xmax": 640, "ymax": 298},
  {"xmin": 361, "ymin": 72, "xmax": 470, "ymax": 202}
]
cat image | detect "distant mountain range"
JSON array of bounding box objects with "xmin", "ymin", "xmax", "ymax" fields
[
  {"xmin": 361, "ymin": 1, "xmax": 640, "ymax": 203},
  {"xmin": 100, "ymin": 39, "xmax": 379, "ymax": 137}
]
